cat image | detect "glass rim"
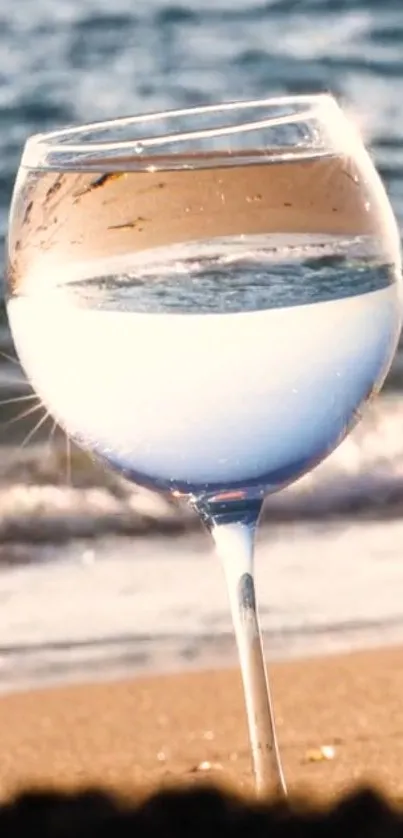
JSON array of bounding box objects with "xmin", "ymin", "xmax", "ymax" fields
[{"xmin": 21, "ymin": 92, "xmax": 340, "ymax": 168}]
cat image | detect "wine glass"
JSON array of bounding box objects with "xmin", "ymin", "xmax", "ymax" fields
[{"xmin": 6, "ymin": 94, "xmax": 402, "ymax": 798}]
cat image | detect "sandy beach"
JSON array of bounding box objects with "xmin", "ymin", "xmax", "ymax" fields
[{"xmin": 0, "ymin": 645, "xmax": 402, "ymax": 805}]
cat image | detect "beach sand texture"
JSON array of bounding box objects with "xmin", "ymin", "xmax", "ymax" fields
[{"xmin": 0, "ymin": 646, "xmax": 402, "ymax": 805}]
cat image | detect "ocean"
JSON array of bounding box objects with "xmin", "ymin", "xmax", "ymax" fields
[{"xmin": 1, "ymin": 0, "xmax": 403, "ymax": 691}]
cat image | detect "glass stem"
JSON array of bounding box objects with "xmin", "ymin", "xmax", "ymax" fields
[{"xmin": 212, "ymin": 517, "xmax": 286, "ymax": 799}]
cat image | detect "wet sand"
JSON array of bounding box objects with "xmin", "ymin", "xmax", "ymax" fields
[{"xmin": 0, "ymin": 646, "xmax": 402, "ymax": 804}]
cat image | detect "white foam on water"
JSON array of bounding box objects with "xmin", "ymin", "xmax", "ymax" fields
[{"xmin": 1, "ymin": 517, "xmax": 403, "ymax": 691}]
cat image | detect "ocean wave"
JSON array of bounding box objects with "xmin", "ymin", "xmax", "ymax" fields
[
  {"xmin": 0, "ymin": 394, "xmax": 403, "ymax": 543},
  {"xmin": 0, "ymin": 455, "xmax": 195, "ymax": 543}
]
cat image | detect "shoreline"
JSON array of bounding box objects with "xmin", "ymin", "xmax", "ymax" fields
[
  {"xmin": 4, "ymin": 627, "xmax": 403, "ymax": 700},
  {"xmin": 0, "ymin": 645, "xmax": 403, "ymax": 804}
]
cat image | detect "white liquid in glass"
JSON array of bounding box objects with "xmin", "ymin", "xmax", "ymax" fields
[{"xmin": 7, "ymin": 234, "xmax": 401, "ymax": 501}]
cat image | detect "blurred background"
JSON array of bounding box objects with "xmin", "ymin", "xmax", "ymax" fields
[{"xmin": 0, "ymin": 0, "xmax": 403, "ymax": 690}]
